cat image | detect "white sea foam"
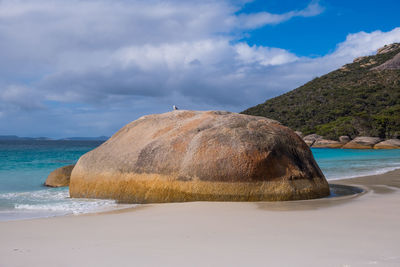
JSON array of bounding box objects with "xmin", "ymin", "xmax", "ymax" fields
[
  {"xmin": 15, "ymin": 199, "xmax": 120, "ymax": 214},
  {"xmin": 325, "ymin": 165, "xmax": 400, "ymax": 181},
  {"xmin": 0, "ymin": 188, "xmax": 135, "ymax": 220},
  {"xmin": 0, "ymin": 189, "xmax": 69, "ymax": 201}
]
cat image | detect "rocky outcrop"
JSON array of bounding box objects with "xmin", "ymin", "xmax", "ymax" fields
[
  {"xmin": 301, "ymin": 134, "xmax": 348, "ymax": 148},
  {"xmin": 69, "ymin": 110, "xmax": 329, "ymax": 203},
  {"xmin": 376, "ymin": 43, "xmax": 400, "ymax": 54},
  {"xmin": 242, "ymin": 43, "xmax": 400, "ymax": 141},
  {"xmin": 303, "ymin": 134, "xmax": 322, "ymax": 147},
  {"xmin": 45, "ymin": 165, "xmax": 75, "ymax": 187},
  {"xmin": 342, "ymin": 137, "xmax": 382, "ymax": 149},
  {"xmin": 374, "ymin": 139, "xmax": 400, "ymax": 149},
  {"xmin": 373, "ymin": 52, "xmax": 400, "ymax": 70},
  {"xmin": 339, "ymin": 136, "xmax": 351, "ymax": 144},
  {"xmin": 299, "ymin": 134, "xmax": 399, "ymax": 149},
  {"xmin": 353, "ymin": 56, "xmax": 367, "ymax": 63},
  {"xmin": 312, "ymin": 139, "xmax": 343, "ymax": 148}
]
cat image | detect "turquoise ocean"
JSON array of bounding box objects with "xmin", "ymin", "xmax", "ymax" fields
[{"xmin": 1, "ymin": 140, "xmax": 399, "ymax": 221}]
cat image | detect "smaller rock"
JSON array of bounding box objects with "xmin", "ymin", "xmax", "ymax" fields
[
  {"xmin": 303, "ymin": 134, "xmax": 322, "ymax": 147},
  {"xmin": 312, "ymin": 139, "xmax": 343, "ymax": 148},
  {"xmin": 342, "ymin": 137, "xmax": 382, "ymax": 149},
  {"xmin": 374, "ymin": 139, "xmax": 400, "ymax": 149},
  {"xmin": 44, "ymin": 165, "xmax": 75, "ymax": 187},
  {"xmin": 339, "ymin": 136, "xmax": 351, "ymax": 144}
]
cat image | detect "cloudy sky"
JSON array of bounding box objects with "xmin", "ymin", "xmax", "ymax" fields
[{"xmin": 1, "ymin": 0, "xmax": 400, "ymax": 138}]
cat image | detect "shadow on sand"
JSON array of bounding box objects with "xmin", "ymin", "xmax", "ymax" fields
[{"xmin": 257, "ymin": 183, "xmax": 365, "ymax": 211}]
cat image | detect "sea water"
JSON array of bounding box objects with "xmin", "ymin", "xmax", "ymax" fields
[
  {"xmin": 0, "ymin": 140, "xmax": 399, "ymax": 221},
  {"xmin": 0, "ymin": 140, "xmax": 133, "ymax": 221},
  {"xmin": 311, "ymin": 148, "xmax": 400, "ymax": 180}
]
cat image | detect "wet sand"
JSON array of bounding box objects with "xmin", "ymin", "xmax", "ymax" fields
[{"xmin": 1, "ymin": 170, "xmax": 400, "ymax": 267}]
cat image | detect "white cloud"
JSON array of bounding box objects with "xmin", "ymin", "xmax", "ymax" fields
[
  {"xmin": 0, "ymin": 0, "xmax": 399, "ymax": 137},
  {"xmin": 0, "ymin": 85, "xmax": 44, "ymax": 111},
  {"xmin": 332, "ymin": 28, "xmax": 400, "ymax": 58},
  {"xmin": 235, "ymin": 1, "xmax": 324, "ymax": 29},
  {"xmin": 234, "ymin": 43, "xmax": 298, "ymax": 66},
  {"xmin": 114, "ymin": 40, "xmax": 231, "ymax": 71}
]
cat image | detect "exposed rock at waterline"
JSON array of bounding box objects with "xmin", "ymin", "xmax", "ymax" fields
[
  {"xmin": 312, "ymin": 139, "xmax": 343, "ymax": 148},
  {"xmin": 45, "ymin": 165, "xmax": 75, "ymax": 187},
  {"xmin": 342, "ymin": 137, "xmax": 382, "ymax": 149},
  {"xmin": 339, "ymin": 136, "xmax": 351, "ymax": 144},
  {"xmin": 374, "ymin": 139, "xmax": 400, "ymax": 149},
  {"xmin": 70, "ymin": 110, "xmax": 329, "ymax": 203},
  {"xmin": 303, "ymin": 134, "xmax": 322, "ymax": 147}
]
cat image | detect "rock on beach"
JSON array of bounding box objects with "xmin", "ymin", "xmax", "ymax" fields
[
  {"xmin": 69, "ymin": 111, "xmax": 330, "ymax": 203},
  {"xmin": 342, "ymin": 137, "xmax": 382, "ymax": 149},
  {"xmin": 45, "ymin": 165, "xmax": 75, "ymax": 187},
  {"xmin": 303, "ymin": 134, "xmax": 322, "ymax": 147},
  {"xmin": 374, "ymin": 139, "xmax": 400, "ymax": 149},
  {"xmin": 312, "ymin": 139, "xmax": 343, "ymax": 148}
]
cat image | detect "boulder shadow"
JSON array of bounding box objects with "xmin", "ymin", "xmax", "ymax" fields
[{"xmin": 256, "ymin": 183, "xmax": 365, "ymax": 211}]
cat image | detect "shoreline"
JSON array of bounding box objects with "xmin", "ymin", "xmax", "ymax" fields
[
  {"xmin": 1, "ymin": 169, "xmax": 400, "ymax": 266},
  {"xmin": 2, "ymin": 147, "xmax": 398, "ymax": 222},
  {"xmin": 325, "ymin": 166, "xmax": 400, "ymax": 181},
  {"xmin": 1, "ymin": 167, "xmax": 400, "ymax": 222}
]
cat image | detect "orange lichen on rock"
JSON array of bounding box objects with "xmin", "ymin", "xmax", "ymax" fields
[
  {"xmin": 342, "ymin": 137, "xmax": 382, "ymax": 149},
  {"xmin": 70, "ymin": 173, "xmax": 329, "ymax": 203},
  {"xmin": 374, "ymin": 139, "xmax": 400, "ymax": 149},
  {"xmin": 312, "ymin": 139, "xmax": 343, "ymax": 148}
]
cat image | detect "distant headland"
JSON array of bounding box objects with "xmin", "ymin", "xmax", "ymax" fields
[
  {"xmin": 0, "ymin": 135, "xmax": 109, "ymax": 141},
  {"xmin": 243, "ymin": 43, "xmax": 400, "ymax": 146}
]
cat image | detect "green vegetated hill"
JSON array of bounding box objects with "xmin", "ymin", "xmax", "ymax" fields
[{"xmin": 242, "ymin": 43, "xmax": 400, "ymax": 140}]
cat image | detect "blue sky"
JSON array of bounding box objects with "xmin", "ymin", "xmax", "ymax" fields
[
  {"xmin": 241, "ymin": 0, "xmax": 400, "ymax": 56},
  {"xmin": 0, "ymin": 0, "xmax": 399, "ymax": 137}
]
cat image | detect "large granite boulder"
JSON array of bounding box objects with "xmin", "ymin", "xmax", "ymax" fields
[
  {"xmin": 312, "ymin": 139, "xmax": 343, "ymax": 148},
  {"xmin": 70, "ymin": 111, "xmax": 329, "ymax": 203},
  {"xmin": 374, "ymin": 139, "xmax": 400, "ymax": 149},
  {"xmin": 45, "ymin": 165, "xmax": 75, "ymax": 187},
  {"xmin": 303, "ymin": 134, "xmax": 322, "ymax": 147},
  {"xmin": 342, "ymin": 137, "xmax": 382, "ymax": 149}
]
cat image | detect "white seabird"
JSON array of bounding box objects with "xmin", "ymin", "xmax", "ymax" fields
[{"xmin": 173, "ymin": 105, "xmax": 178, "ymax": 110}]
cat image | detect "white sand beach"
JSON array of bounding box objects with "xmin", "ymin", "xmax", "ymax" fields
[{"xmin": 1, "ymin": 170, "xmax": 400, "ymax": 267}]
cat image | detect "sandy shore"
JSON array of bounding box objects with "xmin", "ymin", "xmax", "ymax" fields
[{"xmin": 1, "ymin": 170, "xmax": 400, "ymax": 267}]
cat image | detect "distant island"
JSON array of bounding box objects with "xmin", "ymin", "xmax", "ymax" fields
[
  {"xmin": 59, "ymin": 136, "xmax": 109, "ymax": 141},
  {"xmin": 0, "ymin": 135, "xmax": 109, "ymax": 141},
  {"xmin": 243, "ymin": 43, "xmax": 400, "ymax": 142}
]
